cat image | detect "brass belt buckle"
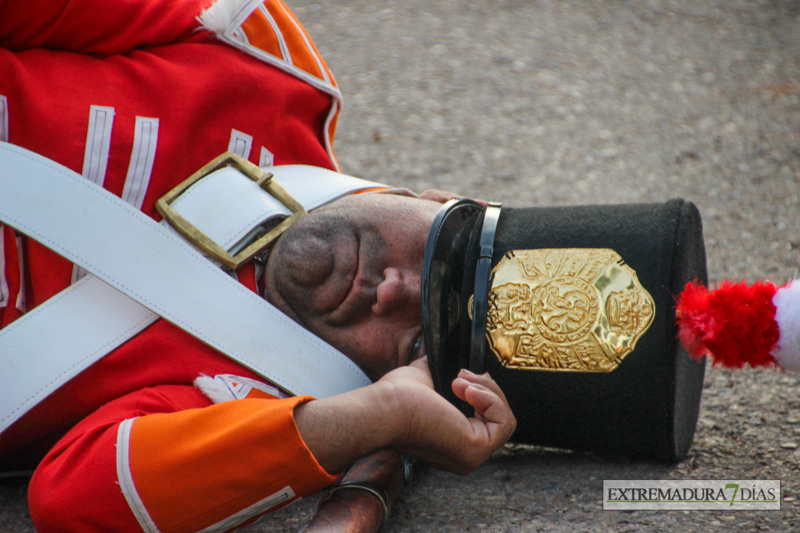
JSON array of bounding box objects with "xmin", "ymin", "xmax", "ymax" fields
[{"xmin": 156, "ymin": 152, "xmax": 306, "ymax": 270}]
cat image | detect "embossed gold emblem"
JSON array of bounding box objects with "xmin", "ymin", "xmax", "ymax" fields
[{"xmin": 483, "ymin": 249, "xmax": 654, "ymax": 372}]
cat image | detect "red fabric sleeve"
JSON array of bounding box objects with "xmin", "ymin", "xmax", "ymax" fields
[
  {"xmin": 28, "ymin": 384, "xmax": 338, "ymax": 533},
  {"xmin": 0, "ymin": 0, "xmax": 214, "ymax": 54}
]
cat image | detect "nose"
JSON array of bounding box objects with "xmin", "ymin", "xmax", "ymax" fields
[{"xmin": 372, "ymin": 267, "xmax": 420, "ymax": 316}]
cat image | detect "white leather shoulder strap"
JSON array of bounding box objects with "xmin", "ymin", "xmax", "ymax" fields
[
  {"xmin": 0, "ymin": 275, "xmax": 159, "ymax": 433},
  {"xmin": 162, "ymin": 163, "xmax": 384, "ymax": 257},
  {"xmin": 0, "ymin": 143, "xmax": 374, "ymax": 434}
]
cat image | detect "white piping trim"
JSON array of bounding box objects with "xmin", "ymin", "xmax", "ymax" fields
[
  {"xmin": 258, "ymin": 4, "xmax": 292, "ymax": 64},
  {"xmin": 217, "ymin": 0, "xmax": 340, "ymax": 100},
  {"xmin": 275, "ymin": 0, "xmax": 329, "ymax": 83},
  {"xmin": 223, "ymin": 34, "xmax": 341, "ymax": 100},
  {"xmin": 0, "ymin": 228, "xmax": 8, "ymax": 308},
  {"xmin": 228, "ymin": 129, "xmax": 253, "ymax": 159},
  {"xmin": 116, "ymin": 418, "xmax": 160, "ymax": 533},
  {"xmin": 0, "ymin": 95, "xmax": 8, "ymax": 142},
  {"xmin": 14, "ymin": 235, "xmax": 24, "ymax": 312},
  {"xmin": 322, "ymin": 98, "xmax": 341, "ymax": 172},
  {"xmin": 231, "ymin": 27, "xmax": 249, "ymax": 44},
  {"xmin": 196, "ymin": 486, "xmax": 296, "ymax": 532},
  {"xmin": 122, "ymin": 117, "xmax": 159, "ymax": 210}
]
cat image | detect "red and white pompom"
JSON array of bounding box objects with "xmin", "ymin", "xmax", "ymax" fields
[{"xmin": 676, "ymin": 279, "xmax": 800, "ymax": 372}]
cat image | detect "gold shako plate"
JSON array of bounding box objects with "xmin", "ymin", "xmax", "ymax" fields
[{"xmin": 483, "ymin": 248, "xmax": 655, "ymax": 372}]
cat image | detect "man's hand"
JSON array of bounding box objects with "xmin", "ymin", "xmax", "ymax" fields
[
  {"xmin": 294, "ymin": 358, "xmax": 516, "ymax": 476},
  {"xmin": 378, "ymin": 358, "xmax": 516, "ymax": 474}
]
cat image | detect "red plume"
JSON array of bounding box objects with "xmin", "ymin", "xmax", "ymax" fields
[{"xmin": 676, "ymin": 280, "xmax": 779, "ymax": 369}]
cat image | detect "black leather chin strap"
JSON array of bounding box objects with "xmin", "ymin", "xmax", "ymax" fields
[{"xmin": 469, "ymin": 202, "xmax": 502, "ymax": 374}]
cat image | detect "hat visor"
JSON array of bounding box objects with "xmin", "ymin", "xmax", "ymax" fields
[{"xmin": 421, "ymin": 199, "xmax": 484, "ymax": 410}]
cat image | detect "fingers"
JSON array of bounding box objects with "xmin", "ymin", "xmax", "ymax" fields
[
  {"xmin": 453, "ymin": 380, "xmax": 514, "ymax": 429},
  {"xmin": 457, "ymin": 369, "xmax": 510, "ymax": 405},
  {"xmin": 451, "ymin": 372, "xmax": 517, "ymax": 445},
  {"xmin": 450, "ymin": 377, "xmax": 469, "ymax": 404},
  {"xmin": 456, "ymin": 382, "xmax": 493, "ymax": 423},
  {"xmin": 380, "ymin": 365, "xmax": 515, "ymax": 475}
]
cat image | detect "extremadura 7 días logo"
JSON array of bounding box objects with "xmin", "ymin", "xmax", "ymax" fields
[{"xmin": 603, "ymin": 480, "xmax": 780, "ymax": 510}]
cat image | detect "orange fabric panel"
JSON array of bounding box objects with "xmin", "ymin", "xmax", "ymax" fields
[
  {"xmin": 276, "ymin": 0, "xmax": 337, "ymax": 85},
  {"xmin": 29, "ymin": 384, "xmax": 215, "ymax": 532},
  {"xmin": 261, "ymin": 0, "xmax": 324, "ymax": 80},
  {"xmin": 239, "ymin": 5, "xmax": 283, "ymax": 60},
  {"xmin": 242, "ymin": 385, "xmax": 280, "ymax": 400},
  {"xmin": 127, "ymin": 395, "xmax": 338, "ymax": 533},
  {"xmin": 233, "ymin": 0, "xmax": 341, "ymax": 166}
]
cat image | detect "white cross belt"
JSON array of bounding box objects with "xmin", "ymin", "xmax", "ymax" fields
[{"xmin": 0, "ymin": 143, "xmax": 378, "ymax": 434}]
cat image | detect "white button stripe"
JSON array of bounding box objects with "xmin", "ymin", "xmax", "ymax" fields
[
  {"xmin": 0, "ymin": 228, "xmax": 8, "ymax": 308},
  {"xmin": 228, "ymin": 129, "xmax": 253, "ymax": 160},
  {"xmin": 122, "ymin": 117, "xmax": 159, "ymax": 210},
  {"xmin": 0, "ymin": 95, "xmax": 8, "ymax": 142},
  {"xmin": 15, "ymin": 235, "xmax": 25, "ymax": 312},
  {"xmin": 259, "ymin": 146, "xmax": 274, "ymax": 168},
  {"xmin": 81, "ymin": 105, "xmax": 115, "ymax": 187}
]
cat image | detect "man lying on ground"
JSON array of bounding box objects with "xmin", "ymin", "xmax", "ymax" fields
[{"xmin": 0, "ymin": 0, "xmax": 515, "ymax": 531}]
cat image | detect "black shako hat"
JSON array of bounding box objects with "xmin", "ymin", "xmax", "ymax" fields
[{"xmin": 421, "ymin": 198, "xmax": 707, "ymax": 462}]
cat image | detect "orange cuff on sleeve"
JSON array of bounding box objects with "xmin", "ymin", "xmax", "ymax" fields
[{"xmin": 117, "ymin": 395, "xmax": 338, "ymax": 533}]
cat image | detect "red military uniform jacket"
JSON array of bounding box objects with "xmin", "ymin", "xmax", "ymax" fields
[{"xmin": 0, "ymin": 0, "xmax": 344, "ymax": 530}]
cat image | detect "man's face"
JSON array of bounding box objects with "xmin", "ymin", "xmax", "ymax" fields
[{"xmin": 264, "ymin": 193, "xmax": 441, "ymax": 380}]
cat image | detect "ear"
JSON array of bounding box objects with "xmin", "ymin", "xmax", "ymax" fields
[{"xmin": 418, "ymin": 189, "xmax": 464, "ymax": 204}]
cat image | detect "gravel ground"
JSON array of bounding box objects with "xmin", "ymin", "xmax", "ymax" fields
[{"xmin": 2, "ymin": 0, "xmax": 799, "ymax": 531}]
